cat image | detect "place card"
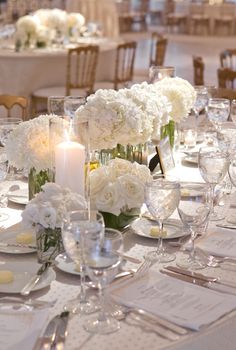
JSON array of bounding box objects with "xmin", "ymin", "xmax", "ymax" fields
[
  {"xmin": 157, "ymin": 137, "xmax": 175, "ymax": 174},
  {"xmin": 196, "ymin": 228, "xmax": 236, "ymax": 258},
  {"xmin": 110, "ymin": 270, "xmax": 236, "ymax": 330}
]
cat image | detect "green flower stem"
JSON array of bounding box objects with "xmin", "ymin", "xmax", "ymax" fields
[
  {"xmin": 161, "ymin": 120, "xmax": 175, "ymax": 148},
  {"xmin": 28, "ymin": 168, "xmax": 54, "ymax": 200}
]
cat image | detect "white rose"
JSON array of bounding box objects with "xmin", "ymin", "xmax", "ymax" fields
[
  {"xmin": 21, "ymin": 203, "xmax": 40, "ymax": 227},
  {"xmin": 117, "ymin": 174, "xmax": 144, "ymax": 209},
  {"xmin": 131, "ymin": 162, "xmax": 151, "ymax": 183},
  {"xmin": 95, "ymin": 182, "xmax": 124, "ymax": 216},
  {"xmin": 90, "ymin": 166, "xmax": 110, "ymax": 196},
  {"xmin": 64, "ymin": 193, "xmax": 87, "ymax": 211},
  {"xmin": 38, "ymin": 204, "xmax": 57, "ymax": 229},
  {"xmin": 109, "ymin": 158, "xmax": 133, "ymax": 180}
]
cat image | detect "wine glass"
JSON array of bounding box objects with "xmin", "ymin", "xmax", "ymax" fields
[
  {"xmin": 47, "ymin": 96, "xmax": 65, "ymax": 116},
  {"xmin": 149, "ymin": 65, "xmax": 175, "ymax": 83},
  {"xmin": 64, "ymin": 96, "xmax": 86, "ymax": 119},
  {"xmin": 144, "ymin": 175, "xmax": 180, "ymax": 263},
  {"xmin": 0, "ymin": 152, "xmax": 9, "ymax": 221},
  {"xmin": 62, "ymin": 210, "xmax": 104, "ymax": 314},
  {"xmin": 230, "ymin": 99, "xmax": 236, "ymax": 124},
  {"xmin": 83, "ymin": 227, "xmax": 123, "ymax": 334},
  {"xmin": 198, "ymin": 146, "xmax": 230, "ymax": 221},
  {"xmin": 207, "ymin": 98, "xmax": 230, "ymax": 131},
  {"xmin": 193, "ymin": 85, "xmax": 209, "ymax": 117},
  {"xmin": 177, "ymin": 182, "xmax": 211, "ymax": 270}
]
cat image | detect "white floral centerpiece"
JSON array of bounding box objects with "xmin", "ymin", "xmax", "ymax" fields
[
  {"xmin": 90, "ymin": 158, "xmax": 151, "ymax": 229},
  {"xmin": 5, "ymin": 114, "xmax": 64, "ymax": 199},
  {"xmin": 15, "ymin": 15, "xmax": 39, "ymax": 49},
  {"xmin": 22, "ymin": 182, "xmax": 86, "ymax": 262}
]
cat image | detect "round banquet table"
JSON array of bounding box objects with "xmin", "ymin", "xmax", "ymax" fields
[
  {"xmin": 0, "ymin": 37, "xmax": 120, "ymax": 100},
  {"xmin": 1, "ymin": 147, "xmax": 236, "ymax": 350}
]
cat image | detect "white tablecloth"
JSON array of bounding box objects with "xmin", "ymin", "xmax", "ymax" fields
[
  {"xmin": 0, "ymin": 38, "xmax": 120, "ymax": 99},
  {"xmin": 1, "ymin": 155, "xmax": 236, "ymax": 350}
]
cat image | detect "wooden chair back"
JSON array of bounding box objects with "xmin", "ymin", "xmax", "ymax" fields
[
  {"xmin": 150, "ymin": 33, "xmax": 168, "ymax": 67},
  {"xmin": 220, "ymin": 49, "xmax": 236, "ymax": 69},
  {"xmin": 217, "ymin": 67, "xmax": 236, "ymax": 89},
  {"xmin": 114, "ymin": 41, "xmax": 137, "ymax": 89},
  {"xmin": 214, "ymin": 87, "xmax": 236, "ymax": 100},
  {"xmin": 66, "ymin": 45, "xmax": 99, "ymax": 96},
  {"xmin": 0, "ymin": 95, "xmax": 28, "ymax": 119},
  {"xmin": 193, "ymin": 56, "xmax": 204, "ymax": 86}
]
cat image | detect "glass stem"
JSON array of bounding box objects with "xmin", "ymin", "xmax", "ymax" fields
[
  {"xmin": 156, "ymin": 220, "xmax": 164, "ymax": 255},
  {"xmin": 79, "ymin": 263, "xmax": 87, "ymax": 303},
  {"xmin": 97, "ymin": 285, "xmax": 107, "ymax": 322},
  {"xmin": 189, "ymin": 229, "xmax": 195, "ymax": 262},
  {"xmin": 210, "ymin": 184, "xmax": 215, "ymax": 214}
]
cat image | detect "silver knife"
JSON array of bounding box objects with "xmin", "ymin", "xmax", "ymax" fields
[
  {"xmin": 40, "ymin": 314, "xmax": 60, "ymax": 350},
  {"xmin": 20, "ymin": 262, "xmax": 51, "ymax": 296},
  {"xmin": 53, "ymin": 311, "xmax": 70, "ymax": 350}
]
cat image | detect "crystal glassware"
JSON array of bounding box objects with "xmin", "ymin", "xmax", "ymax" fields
[
  {"xmin": 194, "ymin": 85, "xmax": 209, "ymax": 117},
  {"xmin": 230, "ymin": 99, "xmax": 236, "ymax": 125},
  {"xmin": 207, "ymin": 98, "xmax": 230, "ymax": 131},
  {"xmin": 149, "ymin": 65, "xmax": 175, "ymax": 83},
  {"xmin": 177, "ymin": 182, "xmax": 211, "ymax": 270},
  {"xmin": 198, "ymin": 146, "xmax": 230, "ymax": 221},
  {"xmin": 83, "ymin": 227, "xmax": 123, "ymax": 334},
  {"xmin": 64, "ymin": 96, "xmax": 86, "ymax": 119},
  {"xmin": 144, "ymin": 174, "xmax": 180, "ymax": 263},
  {"xmin": 0, "ymin": 152, "xmax": 9, "ymax": 221},
  {"xmin": 62, "ymin": 210, "xmax": 104, "ymax": 314},
  {"xmin": 47, "ymin": 96, "xmax": 65, "ymax": 116}
]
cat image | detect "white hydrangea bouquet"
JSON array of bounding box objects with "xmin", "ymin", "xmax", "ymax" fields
[
  {"xmin": 22, "ymin": 182, "xmax": 86, "ymax": 262},
  {"xmin": 76, "ymin": 78, "xmax": 196, "ymax": 151},
  {"xmin": 5, "ymin": 114, "xmax": 64, "ymax": 199},
  {"xmin": 90, "ymin": 158, "xmax": 151, "ymax": 229}
]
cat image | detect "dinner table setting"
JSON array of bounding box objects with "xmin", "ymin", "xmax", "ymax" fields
[{"xmin": 1, "ymin": 75, "xmax": 236, "ymax": 350}]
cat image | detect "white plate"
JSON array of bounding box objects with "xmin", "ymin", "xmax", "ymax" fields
[
  {"xmin": 7, "ymin": 188, "xmax": 29, "ymax": 205},
  {"xmin": 55, "ymin": 253, "xmax": 80, "ymax": 276},
  {"xmin": 0, "ymin": 261, "xmax": 56, "ymax": 294},
  {"xmin": 131, "ymin": 218, "xmax": 187, "ymax": 240},
  {"xmin": 0, "ymin": 228, "xmax": 36, "ymax": 254}
]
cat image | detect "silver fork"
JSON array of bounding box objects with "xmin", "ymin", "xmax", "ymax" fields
[{"xmin": 135, "ymin": 256, "xmax": 153, "ymax": 276}]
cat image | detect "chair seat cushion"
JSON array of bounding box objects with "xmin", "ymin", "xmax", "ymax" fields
[{"xmin": 32, "ymin": 86, "xmax": 87, "ymax": 98}]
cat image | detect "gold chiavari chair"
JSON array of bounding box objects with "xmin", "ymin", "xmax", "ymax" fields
[
  {"xmin": 149, "ymin": 32, "xmax": 168, "ymax": 67},
  {"xmin": 31, "ymin": 45, "xmax": 99, "ymax": 115},
  {"xmin": 0, "ymin": 95, "xmax": 28, "ymax": 120},
  {"xmin": 220, "ymin": 49, "xmax": 236, "ymax": 70},
  {"xmin": 217, "ymin": 67, "xmax": 236, "ymax": 89},
  {"xmin": 193, "ymin": 56, "xmax": 204, "ymax": 86},
  {"xmin": 94, "ymin": 41, "xmax": 137, "ymax": 90}
]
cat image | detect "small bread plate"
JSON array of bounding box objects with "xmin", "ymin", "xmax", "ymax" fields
[
  {"xmin": 55, "ymin": 253, "xmax": 80, "ymax": 276},
  {"xmin": 131, "ymin": 218, "xmax": 187, "ymax": 240},
  {"xmin": 7, "ymin": 188, "xmax": 29, "ymax": 205},
  {"xmin": 0, "ymin": 261, "xmax": 55, "ymax": 294},
  {"xmin": 0, "ymin": 227, "xmax": 36, "ymax": 254}
]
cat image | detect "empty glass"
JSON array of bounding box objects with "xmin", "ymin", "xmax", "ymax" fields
[
  {"xmin": 144, "ymin": 175, "xmax": 180, "ymax": 262},
  {"xmin": 230, "ymin": 99, "xmax": 236, "ymax": 125},
  {"xmin": 177, "ymin": 182, "xmax": 210, "ymax": 270},
  {"xmin": 0, "ymin": 118, "xmax": 22, "ymax": 147},
  {"xmin": 207, "ymin": 98, "xmax": 230, "ymax": 130},
  {"xmin": 149, "ymin": 66, "xmax": 176, "ymax": 83},
  {"xmin": 83, "ymin": 228, "xmax": 123, "ymax": 334},
  {"xmin": 194, "ymin": 85, "xmax": 209, "ymax": 117},
  {"xmin": 47, "ymin": 96, "xmax": 65, "ymax": 116},
  {"xmin": 62, "ymin": 210, "xmax": 104, "ymax": 314},
  {"xmin": 64, "ymin": 96, "xmax": 86, "ymax": 119},
  {"xmin": 198, "ymin": 146, "xmax": 230, "ymax": 221},
  {"xmin": 0, "ymin": 152, "xmax": 9, "ymax": 221}
]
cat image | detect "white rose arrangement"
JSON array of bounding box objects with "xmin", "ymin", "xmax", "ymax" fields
[
  {"xmin": 22, "ymin": 182, "xmax": 86, "ymax": 230},
  {"xmin": 76, "ymin": 78, "xmax": 196, "ymax": 150},
  {"xmin": 90, "ymin": 158, "xmax": 151, "ymax": 216},
  {"xmin": 15, "ymin": 15, "xmax": 39, "ymax": 48},
  {"xmin": 5, "ymin": 114, "xmax": 64, "ymax": 173}
]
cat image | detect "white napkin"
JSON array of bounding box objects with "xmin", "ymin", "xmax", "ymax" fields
[
  {"xmin": 196, "ymin": 228, "xmax": 236, "ymax": 258},
  {"xmin": 0, "ymin": 307, "xmax": 49, "ymax": 350},
  {"xmin": 110, "ymin": 270, "xmax": 236, "ymax": 331}
]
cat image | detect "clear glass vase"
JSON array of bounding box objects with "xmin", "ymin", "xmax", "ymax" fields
[
  {"xmin": 99, "ymin": 143, "xmax": 148, "ymax": 166},
  {"xmin": 36, "ymin": 224, "xmax": 64, "ymax": 263},
  {"xmin": 28, "ymin": 168, "xmax": 54, "ymax": 200}
]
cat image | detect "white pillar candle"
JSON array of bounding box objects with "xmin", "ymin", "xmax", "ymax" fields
[{"xmin": 55, "ymin": 141, "xmax": 85, "ymax": 196}]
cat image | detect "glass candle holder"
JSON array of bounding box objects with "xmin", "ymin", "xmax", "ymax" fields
[{"xmin": 149, "ymin": 66, "xmax": 176, "ymax": 83}]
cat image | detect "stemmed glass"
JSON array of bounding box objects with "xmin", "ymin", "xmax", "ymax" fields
[
  {"xmin": 230, "ymin": 99, "xmax": 236, "ymax": 124},
  {"xmin": 47, "ymin": 96, "xmax": 65, "ymax": 116},
  {"xmin": 144, "ymin": 175, "xmax": 180, "ymax": 263},
  {"xmin": 177, "ymin": 182, "xmax": 211, "ymax": 270},
  {"xmin": 193, "ymin": 85, "xmax": 209, "ymax": 118},
  {"xmin": 207, "ymin": 98, "xmax": 230, "ymax": 131},
  {"xmin": 198, "ymin": 146, "xmax": 230, "ymax": 221},
  {"xmin": 62, "ymin": 210, "xmax": 104, "ymax": 314},
  {"xmin": 83, "ymin": 227, "xmax": 123, "ymax": 334},
  {"xmin": 0, "ymin": 152, "xmax": 9, "ymax": 221},
  {"xmin": 64, "ymin": 96, "xmax": 86, "ymax": 119}
]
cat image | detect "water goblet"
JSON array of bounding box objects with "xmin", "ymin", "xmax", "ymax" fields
[
  {"xmin": 62, "ymin": 210, "xmax": 104, "ymax": 314},
  {"xmin": 64, "ymin": 96, "xmax": 86, "ymax": 119},
  {"xmin": 144, "ymin": 174, "xmax": 180, "ymax": 263},
  {"xmin": 47, "ymin": 96, "xmax": 65, "ymax": 116},
  {"xmin": 230, "ymin": 99, "xmax": 236, "ymax": 124},
  {"xmin": 207, "ymin": 98, "xmax": 230, "ymax": 131},
  {"xmin": 149, "ymin": 65, "xmax": 175, "ymax": 83},
  {"xmin": 194, "ymin": 85, "xmax": 209, "ymax": 117},
  {"xmin": 198, "ymin": 146, "xmax": 230, "ymax": 221},
  {"xmin": 177, "ymin": 182, "xmax": 211, "ymax": 270},
  {"xmin": 83, "ymin": 228, "xmax": 123, "ymax": 334},
  {"xmin": 0, "ymin": 152, "xmax": 9, "ymax": 221}
]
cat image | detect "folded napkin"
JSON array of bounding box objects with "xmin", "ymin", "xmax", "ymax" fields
[
  {"xmin": 0, "ymin": 306, "xmax": 49, "ymax": 350},
  {"xmin": 196, "ymin": 228, "xmax": 236, "ymax": 258},
  {"xmin": 109, "ymin": 270, "xmax": 236, "ymax": 331}
]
